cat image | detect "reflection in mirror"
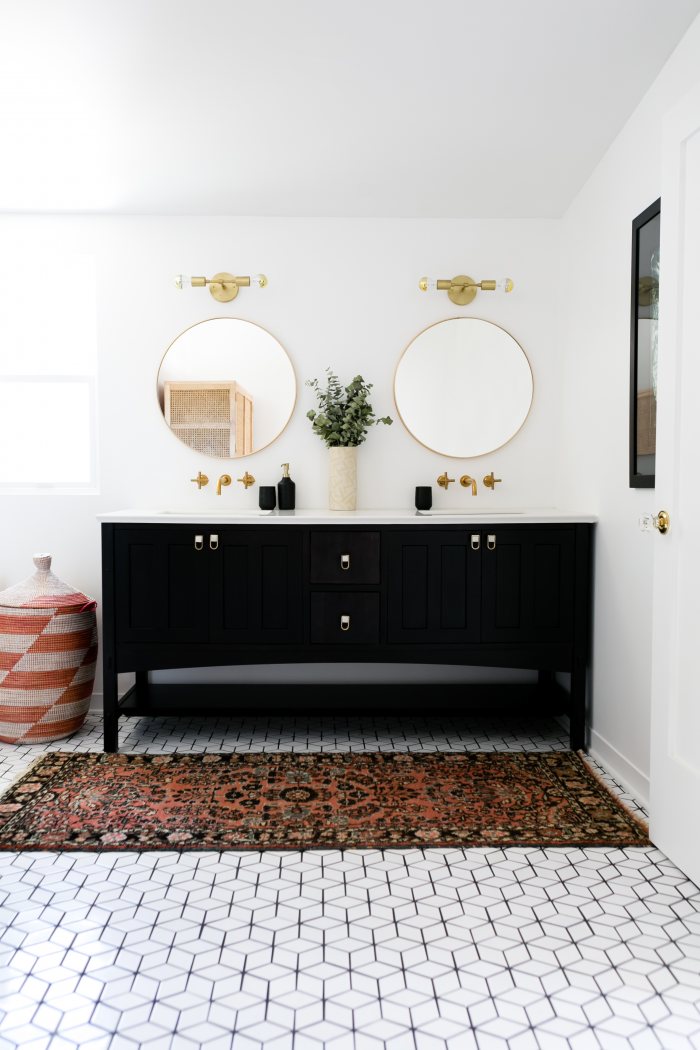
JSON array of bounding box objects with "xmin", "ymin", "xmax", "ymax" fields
[
  {"xmin": 394, "ymin": 317, "xmax": 533, "ymax": 458},
  {"xmin": 157, "ymin": 318, "xmax": 296, "ymax": 459},
  {"xmin": 630, "ymin": 200, "xmax": 659, "ymax": 487}
]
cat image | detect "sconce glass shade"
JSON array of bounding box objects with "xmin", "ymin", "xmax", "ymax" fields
[
  {"xmin": 174, "ymin": 274, "xmax": 189, "ymax": 290},
  {"xmin": 496, "ymin": 277, "xmax": 514, "ymax": 293}
]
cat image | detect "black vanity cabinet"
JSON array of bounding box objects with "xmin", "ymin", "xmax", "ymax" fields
[{"xmin": 101, "ymin": 520, "xmax": 593, "ymax": 753}]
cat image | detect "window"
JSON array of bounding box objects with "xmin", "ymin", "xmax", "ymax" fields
[{"xmin": 0, "ymin": 255, "xmax": 98, "ymax": 492}]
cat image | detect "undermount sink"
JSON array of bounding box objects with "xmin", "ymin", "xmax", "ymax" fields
[
  {"xmin": 417, "ymin": 509, "xmax": 523, "ymax": 516},
  {"xmin": 160, "ymin": 508, "xmax": 275, "ymax": 517}
]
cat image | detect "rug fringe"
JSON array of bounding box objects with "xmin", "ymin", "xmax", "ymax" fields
[
  {"xmin": 1, "ymin": 752, "xmax": 53, "ymax": 793},
  {"xmin": 577, "ymin": 750, "xmax": 650, "ymax": 839}
]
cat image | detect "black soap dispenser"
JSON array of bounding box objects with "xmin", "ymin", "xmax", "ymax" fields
[{"xmin": 277, "ymin": 463, "xmax": 296, "ymax": 510}]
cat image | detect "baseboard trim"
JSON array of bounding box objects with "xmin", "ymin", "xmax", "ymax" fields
[{"xmin": 588, "ymin": 729, "xmax": 649, "ymax": 808}]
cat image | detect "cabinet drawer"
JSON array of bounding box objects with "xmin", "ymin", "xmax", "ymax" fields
[
  {"xmin": 310, "ymin": 531, "xmax": 381, "ymax": 584},
  {"xmin": 310, "ymin": 592, "xmax": 380, "ymax": 644}
]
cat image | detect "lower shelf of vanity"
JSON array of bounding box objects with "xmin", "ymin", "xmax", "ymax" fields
[{"xmin": 117, "ymin": 679, "xmax": 572, "ymax": 720}]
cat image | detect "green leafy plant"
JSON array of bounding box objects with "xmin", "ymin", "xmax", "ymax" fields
[{"xmin": 306, "ymin": 369, "xmax": 393, "ymax": 447}]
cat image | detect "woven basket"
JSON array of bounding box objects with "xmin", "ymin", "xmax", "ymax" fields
[{"xmin": 0, "ymin": 555, "xmax": 97, "ymax": 744}]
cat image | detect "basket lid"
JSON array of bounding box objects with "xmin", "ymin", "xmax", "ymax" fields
[{"xmin": 0, "ymin": 554, "xmax": 97, "ymax": 611}]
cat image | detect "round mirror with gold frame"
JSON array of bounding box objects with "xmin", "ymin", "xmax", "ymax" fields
[
  {"xmin": 394, "ymin": 317, "xmax": 533, "ymax": 458},
  {"xmin": 157, "ymin": 317, "xmax": 296, "ymax": 459}
]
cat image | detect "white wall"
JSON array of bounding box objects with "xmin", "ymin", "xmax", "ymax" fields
[
  {"xmin": 559, "ymin": 16, "xmax": 700, "ymax": 802},
  {"xmin": 0, "ymin": 214, "xmax": 562, "ymax": 690}
]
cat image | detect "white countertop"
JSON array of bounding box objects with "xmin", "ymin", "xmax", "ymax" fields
[{"xmin": 98, "ymin": 508, "xmax": 597, "ymax": 525}]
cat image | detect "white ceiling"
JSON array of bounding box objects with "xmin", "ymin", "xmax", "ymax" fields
[{"xmin": 1, "ymin": 0, "xmax": 699, "ymax": 217}]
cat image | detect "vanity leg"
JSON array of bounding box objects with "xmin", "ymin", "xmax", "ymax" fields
[
  {"xmin": 569, "ymin": 659, "xmax": 587, "ymax": 751},
  {"xmin": 135, "ymin": 671, "xmax": 149, "ymax": 704},
  {"xmin": 103, "ymin": 667, "xmax": 119, "ymax": 753}
]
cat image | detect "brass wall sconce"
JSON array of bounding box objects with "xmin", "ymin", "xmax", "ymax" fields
[
  {"xmin": 419, "ymin": 274, "xmax": 514, "ymax": 306},
  {"xmin": 175, "ymin": 272, "xmax": 268, "ymax": 303}
]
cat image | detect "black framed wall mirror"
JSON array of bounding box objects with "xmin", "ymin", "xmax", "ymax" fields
[{"xmin": 630, "ymin": 197, "xmax": 660, "ymax": 488}]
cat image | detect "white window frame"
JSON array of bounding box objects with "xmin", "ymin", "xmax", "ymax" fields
[
  {"xmin": 0, "ymin": 250, "xmax": 99, "ymax": 495},
  {"xmin": 0, "ymin": 373, "xmax": 99, "ymax": 495}
]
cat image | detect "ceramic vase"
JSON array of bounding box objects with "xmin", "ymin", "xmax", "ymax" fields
[{"xmin": 329, "ymin": 446, "xmax": 357, "ymax": 510}]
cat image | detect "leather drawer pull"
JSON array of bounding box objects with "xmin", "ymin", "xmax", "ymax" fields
[
  {"xmin": 487, "ymin": 534, "xmax": 497, "ymax": 551},
  {"xmin": 194, "ymin": 534, "xmax": 204, "ymax": 551},
  {"xmin": 340, "ymin": 614, "xmax": 351, "ymax": 631},
  {"xmin": 340, "ymin": 553, "xmax": 351, "ymax": 571},
  {"xmin": 471, "ymin": 534, "xmax": 480, "ymax": 551},
  {"xmin": 210, "ymin": 534, "xmax": 219, "ymax": 550}
]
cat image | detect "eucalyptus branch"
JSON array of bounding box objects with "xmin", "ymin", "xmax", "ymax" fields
[{"xmin": 306, "ymin": 368, "xmax": 393, "ymax": 448}]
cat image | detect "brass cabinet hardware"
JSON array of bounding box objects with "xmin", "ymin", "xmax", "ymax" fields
[
  {"xmin": 190, "ymin": 472, "xmax": 209, "ymax": 490},
  {"xmin": 340, "ymin": 614, "xmax": 351, "ymax": 632},
  {"xmin": 654, "ymin": 510, "xmax": 670, "ymax": 534},
  {"xmin": 437, "ymin": 472, "xmax": 455, "ymax": 490},
  {"xmin": 194, "ymin": 534, "xmax": 204, "ymax": 551},
  {"xmin": 216, "ymin": 474, "xmax": 232, "ymax": 496},
  {"xmin": 340, "ymin": 553, "xmax": 351, "ymax": 571},
  {"xmin": 483, "ymin": 472, "xmax": 502, "ymax": 490},
  {"xmin": 471, "ymin": 534, "xmax": 481, "ymax": 551},
  {"xmin": 460, "ymin": 475, "xmax": 477, "ymax": 495},
  {"xmin": 237, "ymin": 471, "xmax": 256, "ymax": 490},
  {"xmin": 210, "ymin": 534, "xmax": 219, "ymax": 550},
  {"xmin": 487, "ymin": 534, "xmax": 497, "ymax": 550}
]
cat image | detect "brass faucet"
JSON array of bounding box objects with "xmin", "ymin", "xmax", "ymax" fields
[
  {"xmin": 437, "ymin": 471, "xmax": 455, "ymax": 490},
  {"xmin": 483, "ymin": 472, "xmax": 502, "ymax": 491},
  {"xmin": 216, "ymin": 473, "xmax": 232, "ymax": 496},
  {"xmin": 460, "ymin": 475, "xmax": 477, "ymax": 495},
  {"xmin": 237, "ymin": 471, "xmax": 256, "ymax": 490},
  {"xmin": 190, "ymin": 471, "xmax": 209, "ymax": 490}
]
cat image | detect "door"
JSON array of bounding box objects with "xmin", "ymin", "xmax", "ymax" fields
[
  {"xmin": 650, "ymin": 83, "xmax": 700, "ymax": 883},
  {"xmin": 480, "ymin": 528, "xmax": 575, "ymax": 644},
  {"xmin": 113, "ymin": 527, "xmax": 209, "ymax": 644},
  {"xmin": 210, "ymin": 529, "xmax": 303, "ymax": 644},
  {"xmin": 387, "ymin": 531, "xmax": 481, "ymax": 644}
]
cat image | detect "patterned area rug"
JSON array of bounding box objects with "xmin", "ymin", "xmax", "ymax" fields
[{"xmin": 0, "ymin": 751, "xmax": 649, "ymax": 851}]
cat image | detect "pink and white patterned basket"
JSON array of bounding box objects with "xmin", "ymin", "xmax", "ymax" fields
[{"xmin": 0, "ymin": 555, "xmax": 98, "ymax": 744}]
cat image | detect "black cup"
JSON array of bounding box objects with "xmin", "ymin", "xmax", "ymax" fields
[
  {"xmin": 415, "ymin": 486, "xmax": 432, "ymax": 511},
  {"xmin": 259, "ymin": 486, "xmax": 277, "ymax": 511}
]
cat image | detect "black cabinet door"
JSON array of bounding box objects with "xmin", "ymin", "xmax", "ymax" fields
[
  {"xmin": 210, "ymin": 529, "xmax": 303, "ymax": 644},
  {"xmin": 480, "ymin": 528, "xmax": 575, "ymax": 644},
  {"xmin": 387, "ymin": 531, "xmax": 481, "ymax": 643},
  {"xmin": 114, "ymin": 527, "xmax": 210, "ymax": 644}
]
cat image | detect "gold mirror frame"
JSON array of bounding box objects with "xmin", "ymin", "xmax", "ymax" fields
[
  {"xmin": 156, "ymin": 316, "xmax": 297, "ymax": 460},
  {"xmin": 393, "ymin": 316, "xmax": 534, "ymax": 458}
]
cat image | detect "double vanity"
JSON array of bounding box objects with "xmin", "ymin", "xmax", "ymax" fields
[{"xmin": 99, "ymin": 510, "xmax": 595, "ymax": 753}]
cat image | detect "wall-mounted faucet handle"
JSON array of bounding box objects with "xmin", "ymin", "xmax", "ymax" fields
[
  {"xmin": 237, "ymin": 472, "xmax": 256, "ymax": 490},
  {"xmin": 460, "ymin": 475, "xmax": 477, "ymax": 495},
  {"xmin": 483, "ymin": 472, "xmax": 502, "ymax": 491},
  {"xmin": 437, "ymin": 472, "xmax": 455, "ymax": 490},
  {"xmin": 191, "ymin": 472, "xmax": 209, "ymax": 490},
  {"xmin": 216, "ymin": 474, "xmax": 232, "ymax": 496}
]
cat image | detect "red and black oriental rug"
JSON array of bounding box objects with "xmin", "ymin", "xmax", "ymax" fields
[{"xmin": 0, "ymin": 750, "xmax": 649, "ymax": 852}]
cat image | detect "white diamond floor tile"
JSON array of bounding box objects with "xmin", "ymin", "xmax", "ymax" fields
[{"xmin": 0, "ymin": 712, "xmax": 697, "ymax": 1050}]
